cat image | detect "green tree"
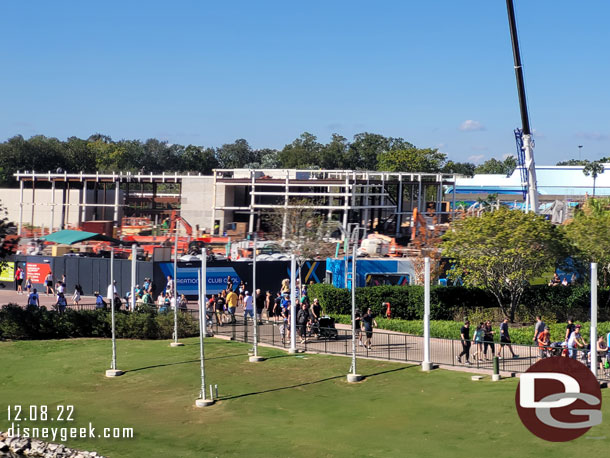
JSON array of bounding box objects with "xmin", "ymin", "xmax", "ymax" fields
[
  {"xmin": 442, "ymin": 208, "xmax": 565, "ymax": 321},
  {"xmin": 583, "ymin": 160, "xmax": 605, "ymax": 197},
  {"xmin": 377, "ymin": 147, "xmax": 446, "ymax": 173},
  {"xmin": 0, "ymin": 202, "xmax": 16, "ymax": 269},
  {"xmin": 442, "ymin": 160, "xmax": 476, "ymax": 176},
  {"xmin": 347, "ymin": 133, "xmax": 413, "ymax": 170},
  {"xmin": 564, "ymin": 198, "xmax": 610, "ymax": 286},
  {"xmin": 278, "ymin": 132, "xmax": 322, "ymax": 169},
  {"xmin": 319, "ymin": 134, "xmax": 348, "ymax": 169},
  {"xmin": 216, "ymin": 139, "xmax": 259, "ymax": 169},
  {"xmin": 180, "ymin": 145, "xmax": 218, "ymax": 174},
  {"xmin": 474, "ymin": 156, "xmax": 517, "ymax": 175}
]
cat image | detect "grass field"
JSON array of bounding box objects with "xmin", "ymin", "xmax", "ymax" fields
[{"xmin": 0, "ymin": 337, "xmax": 608, "ymax": 457}]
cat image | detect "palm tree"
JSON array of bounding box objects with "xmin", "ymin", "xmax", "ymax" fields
[{"xmin": 583, "ymin": 161, "xmax": 605, "ymax": 197}]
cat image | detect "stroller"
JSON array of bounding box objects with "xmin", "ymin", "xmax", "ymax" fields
[
  {"xmin": 549, "ymin": 342, "xmax": 566, "ymax": 357},
  {"xmin": 311, "ymin": 316, "xmax": 338, "ymax": 339}
]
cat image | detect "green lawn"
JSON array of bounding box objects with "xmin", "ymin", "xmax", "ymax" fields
[{"xmin": 0, "ymin": 337, "xmax": 608, "ymax": 457}]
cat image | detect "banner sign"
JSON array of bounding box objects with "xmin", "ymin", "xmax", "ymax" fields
[
  {"xmin": 0, "ymin": 262, "xmax": 15, "ymax": 282},
  {"xmin": 26, "ymin": 262, "xmax": 52, "ymax": 284},
  {"xmin": 159, "ymin": 263, "xmax": 241, "ymax": 295}
]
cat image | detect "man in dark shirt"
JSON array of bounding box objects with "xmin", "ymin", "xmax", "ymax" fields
[
  {"xmin": 565, "ymin": 317, "xmax": 576, "ymax": 342},
  {"xmin": 482, "ymin": 320, "xmax": 495, "ymax": 360},
  {"xmin": 457, "ymin": 320, "xmax": 471, "ymax": 364},
  {"xmin": 498, "ymin": 317, "xmax": 518, "ymax": 358},
  {"xmin": 362, "ymin": 308, "xmax": 377, "ymax": 350},
  {"xmin": 255, "ymin": 289, "xmax": 265, "ymax": 324}
]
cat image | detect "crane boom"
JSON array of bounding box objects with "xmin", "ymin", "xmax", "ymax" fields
[{"xmin": 506, "ymin": 0, "xmax": 539, "ymax": 213}]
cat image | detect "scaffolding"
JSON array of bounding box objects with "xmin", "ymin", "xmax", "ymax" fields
[
  {"xmin": 212, "ymin": 169, "xmax": 457, "ymax": 239},
  {"xmin": 13, "ymin": 170, "xmax": 190, "ymax": 236}
]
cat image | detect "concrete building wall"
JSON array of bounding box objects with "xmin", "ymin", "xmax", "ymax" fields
[
  {"xmin": 179, "ymin": 177, "xmax": 215, "ymax": 232},
  {"xmin": 0, "ymin": 188, "xmax": 123, "ymax": 231}
]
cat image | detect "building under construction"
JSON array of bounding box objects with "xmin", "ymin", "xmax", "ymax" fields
[{"xmin": 11, "ymin": 169, "xmax": 457, "ymax": 239}]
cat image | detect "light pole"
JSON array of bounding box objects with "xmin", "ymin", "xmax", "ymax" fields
[
  {"xmin": 195, "ymin": 249, "xmax": 214, "ymax": 407},
  {"xmin": 590, "ymin": 263, "xmax": 598, "ymax": 379},
  {"xmin": 250, "ymin": 233, "xmax": 265, "ymax": 362},
  {"xmin": 106, "ymin": 247, "xmax": 124, "ymax": 377},
  {"xmin": 347, "ymin": 227, "xmax": 363, "ymax": 382},
  {"xmin": 170, "ymin": 220, "xmax": 184, "ymax": 347},
  {"xmin": 422, "ymin": 257, "xmax": 433, "ymax": 371},
  {"xmin": 578, "ymin": 145, "xmax": 583, "ymax": 161},
  {"xmin": 130, "ymin": 243, "xmax": 137, "ymax": 312},
  {"xmin": 289, "ymin": 254, "xmax": 298, "ymax": 353}
]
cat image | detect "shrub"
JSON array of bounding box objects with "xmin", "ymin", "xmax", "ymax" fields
[{"xmin": 0, "ymin": 304, "xmax": 199, "ymax": 341}]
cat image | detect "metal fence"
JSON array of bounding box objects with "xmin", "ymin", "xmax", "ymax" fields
[{"xmin": 209, "ymin": 319, "xmax": 610, "ymax": 381}]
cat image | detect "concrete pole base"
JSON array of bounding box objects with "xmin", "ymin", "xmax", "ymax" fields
[
  {"xmin": 170, "ymin": 342, "xmax": 185, "ymax": 347},
  {"xmin": 195, "ymin": 398, "xmax": 215, "ymax": 407},
  {"xmin": 105, "ymin": 369, "xmax": 125, "ymax": 377},
  {"xmin": 492, "ymin": 374, "xmax": 501, "ymax": 382},
  {"xmin": 421, "ymin": 361, "xmax": 433, "ymax": 371},
  {"xmin": 346, "ymin": 373, "xmax": 364, "ymax": 383},
  {"xmin": 288, "ymin": 348, "xmax": 299, "ymax": 354},
  {"xmin": 249, "ymin": 356, "xmax": 266, "ymax": 363}
]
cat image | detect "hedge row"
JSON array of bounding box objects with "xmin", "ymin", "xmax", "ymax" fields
[
  {"xmin": 307, "ymin": 284, "xmax": 610, "ymax": 323},
  {"xmin": 0, "ymin": 305, "xmax": 199, "ymax": 341},
  {"xmin": 330, "ymin": 314, "xmax": 610, "ymax": 346}
]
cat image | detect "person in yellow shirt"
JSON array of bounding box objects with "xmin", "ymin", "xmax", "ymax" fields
[{"xmin": 226, "ymin": 289, "xmax": 238, "ymax": 323}]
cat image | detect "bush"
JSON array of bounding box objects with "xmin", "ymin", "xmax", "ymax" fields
[
  {"xmin": 308, "ymin": 284, "xmax": 610, "ymax": 323},
  {"xmin": 0, "ymin": 304, "xmax": 199, "ymax": 341}
]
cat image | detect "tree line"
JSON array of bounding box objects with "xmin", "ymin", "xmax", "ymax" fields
[{"xmin": 0, "ymin": 132, "xmax": 520, "ymax": 187}]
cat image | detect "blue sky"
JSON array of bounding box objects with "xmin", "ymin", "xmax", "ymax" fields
[{"xmin": 1, "ymin": 0, "xmax": 608, "ymax": 165}]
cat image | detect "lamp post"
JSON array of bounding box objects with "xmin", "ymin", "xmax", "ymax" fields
[
  {"xmin": 195, "ymin": 249, "xmax": 214, "ymax": 407},
  {"xmin": 105, "ymin": 247, "xmax": 124, "ymax": 377},
  {"xmin": 289, "ymin": 254, "xmax": 297, "ymax": 353},
  {"xmin": 130, "ymin": 243, "xmax": 137, "ymax": 312},
  {"xmin": 422, "ymin": 257, "xmax": 433, "ymax": 371},
  {"xmin": 170, "ymin": 220, "xmax": 184, "ymax": 347},
  {"xmin": 590, "ymin": 263, "xmax": 598, "ymax": 378},
  {"xmin": 249, "ymin": 233, "xmax": 265, "ymax": 362},
  {"xmin": 347, "ymin": 227, "xmax": 363, "ymax": 383},
  {"xmin": 578, "ymin": 145, "xmax": 583, "ymax": 161}
]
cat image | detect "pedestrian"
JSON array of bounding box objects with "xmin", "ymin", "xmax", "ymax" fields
[
  {"xmin": 178, "ymin": 294, "xmax": 188, "ymax": 311},
  {"xmin": 264, "ymin": 290, "xmax": 273, "ymax": 321},
  {"xmin": 273, "ymin": 292, "xmax": 282, "ymax": 323},
  {"xmin": 45, "ymin": 271, "xmax": 54, "ymax": 296},
  {"xmin": 457, "ymin": 320, "xmax": 471, "ymax": 364},
  {"xmin": 596, "ymin": 335, "xmax": 608, "ymax": 373},
  {"xmin": 255, "ymin": 289, "xmax": 265, "ymax": 324},
  {"xmin": 165, "ymin": 275, "xmax": 174, "ymax": 297},
  {"xmin": 310, "ymin": 298, "xmax": 322, "ymax": 325},
  {"xmin": 107, "ymin": 280, "xmax": 117, "ymax": 303},
  {"xmin": 472, "ymin": 322, "xmax": 484, "ymax": 362},
  {"xmin": 226, "ymin": 288, "xmax": 238, "ymax": 323},
  {"xmin": 95, "ymin": 291, "xmax": 106, "ymax": 309},
  {"xmin": 55, "ymin": 292, "xmax": 67, "ymax": 314},
  {"xmin": 24, "ymin": 276, "xmax": 32, "ymax": 294},
  {"xmin": 564, "ymin": 317, "xmax": 576, "ymax": 342},
  {"xmin": 243, "ymin": 291, "xmax": 254, "ymax": 322},
  {"xmin": 498, "ymin": 317, "xmax": 518, "ymax": 359},
  {"xmin": 533, "ymin": 315, "xmax": 545, "ymax": 343},
  {"xmin": 482, "ymin": 320, "xmax": 495, "ymax": 360},
  {"xmin": 72, "ymin": 284, "xmax": 82, "ymax": 306},
  {"xmin": 537, "ymin": 326, "xmax": 551, "ymax": 359},
  {"xmin": 297, "ymin": 302, "xmax": 310, "ymax": 344},
  {"xmin": 15, "ymin": 265, "xmax": 24, "ymax": 294},
  {"xmin": 215, "ymin": 291, "xmax": 226, "ymax": 325},
  {"xmin": 27, "ymin": 287, "xmax": 40, "ymax": 307},
  {"xmin": 567, "ymin": 324, "xmax": 585, "ymax": 360},
  {"xmin": 362, "ymin": 308, "xmax": 377, "ymax": 350}
]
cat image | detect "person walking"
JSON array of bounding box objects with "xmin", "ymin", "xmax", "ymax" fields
[
  {"xmin": 255, "ymin": 289, "xmax": 265, "ymax": 324},
  {"xmin": 15, "ymin": 265, "xmax": 24, "ymax": 294},
  {"xmin": 226, "ymin": 288, "xmax": 238, "ymax": 323},
  {"xmin": 537, "ymin": 326, "xmax": 551, "ymax": 359},
  {"xmin": 24, "ymin": 276, "xmax": 32, "ymax": 295},
  {"xmin": 44, "ymin": 271, "xmax": 54, "ymax": 296},
  {"xmin": 243, "ymin": 291, "xmax": 254, "ymax": 322},
  {"xmin": 533, "ymin": 315, "xmax": 545, "ymax": 343},
  {"xmin": 498, "ymin": 317, "xmax": 518, "ymax": 359},
  {"xmin": 457, "ymin": 320, "xmax": 471, "ymax": 364},
  {"xmin": 55, "ymin": 292, "xmax": 67, "ymax": 314},
  {"xmin": 565, "ymin": 317, "xmax": 576, "ymax": 342},
  {"xmin": 472, "ymin": 322, "xmax": 484, "ymax": 362},
  {"xmin": 27, "ymin": 288, "xmax": 40, "ymax": 307},
  {"xmin": 482, "ymin": 320, "xmax": 495, "ymax": 360},
  {"xmin": 72, "ymin": 284, "xmax": 82, "ymax": 306},
  {"xmin": 297, "ymin": 302, "xmax": 310, "ymax": 344},
  {"xmin": 362, "ymin": 308, "xmax": 377, "ymax": 350},
  {"xmin": 567, "ymin": 324, "xmax": 585, "ymax": 360}
]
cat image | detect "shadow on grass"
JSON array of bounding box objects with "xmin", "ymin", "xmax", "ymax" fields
[
  {"xmin": 128, "ymin": 353, "xmax": 245, "ymax": 372},
  {"xmin": 220, "ymin": 365, "xmax": 417, "ymax": 401}
]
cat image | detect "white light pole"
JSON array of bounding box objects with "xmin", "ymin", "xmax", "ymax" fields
[
  {"xmin": 422, "ymin": 257, "xmax": 433, "ymax": 371},
  {"xmin": 106, "ymin": 247, "xmax": 124, "ymax": 377},
  {"xmin": 195, "ymin": 249, "xmax": 213, "ymax": 406},
  {"xmin": 347, "ymin": 229, "xmax": 363, "ymax": 382},
  {"xmin": 130, "ymin": 243, "xmax": 137, "ymax": 312},
  {"xmin": 171, "ymin": 220, "xmax": 184, "ymax": 347},
  {"xmin": 250, "ymin": 233, "xmax": 265, "ymax": 362},
  {"xmin": 289, "ymin": 254, "xmax": 297, "ymax": 353},
  {"xmin": 591, "ymin": 262, "xmax": 597, "ymax": 377}
]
